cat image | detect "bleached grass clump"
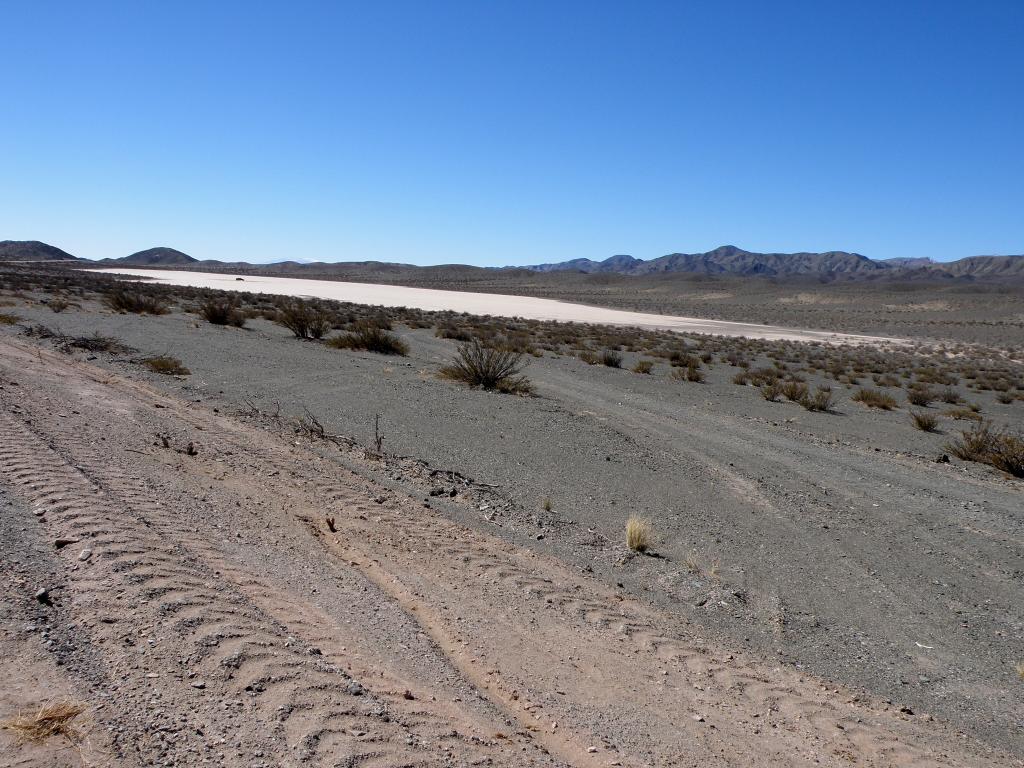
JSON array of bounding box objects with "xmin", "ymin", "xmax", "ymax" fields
[
  {"xmin": 625, "ymin": 516, "xmax": 652, "ymax": 553},
  {"xmin": 2, "ymin": 701, "xmax": 86, "ymax": 745}
]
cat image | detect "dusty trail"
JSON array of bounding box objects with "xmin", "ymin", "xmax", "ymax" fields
[
  {"xmin": 539, "ymin": 366, "xmax": 1024, "ymax": 734},
  {"xmin": 0, "ymin": 337, "xmax": 1016, "ymax": 767}
]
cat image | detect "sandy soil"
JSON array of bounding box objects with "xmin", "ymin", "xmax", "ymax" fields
[
  {"xmin": 1, "ymin": 335, "xmax": 1018, "ymax": 767},
  {"xmin": 2, "ymin": 299, "xmax": 1023, "ymax": 766},
  {"xmin": 86, "ymin": 268, "xmax": 900, "ymax": 344}
]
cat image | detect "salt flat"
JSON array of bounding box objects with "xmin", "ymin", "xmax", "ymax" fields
[{"xmin": 89, "ymin": 268, "xmax": 897, "ymax": 343}]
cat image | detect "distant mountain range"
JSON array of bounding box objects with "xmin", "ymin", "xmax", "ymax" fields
[
  {"xmin": 2, "ymin": 240, "xmax": 1022, "ymax": 280},
  {"xmin": 518, "ymin": 245, "xmax": 1023, "ymax": 279}
]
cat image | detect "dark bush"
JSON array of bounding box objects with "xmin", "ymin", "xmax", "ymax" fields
[
  {"xmin": 327, "ymin": 323, "xmax": 409, "ymax": 356},
  {"xmin": 276, "ymin": 300, "xmax": 331, "ymax": 339},
  {"xmin": 104, "ymin": 289, "xmax": 168, "ymax": 315},
  {"xmin": 200, "ymin": 298, "xmax": 246, "ymax": 327},
  {"xmin": 600, "ymin": 350, "xmax": 623, "ymax": 368},
  {"xmin": 440, "ymin": 339, "xmax": 533, "ymax": 394}
]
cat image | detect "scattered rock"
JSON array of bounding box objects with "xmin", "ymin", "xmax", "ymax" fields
[
  {"xmin": 54, "ymin": 537, "xmax": 79, "ymax": 549},
  {"xmin": 78, "ymin": 548, "xmax": 93, "ymax": 561}
]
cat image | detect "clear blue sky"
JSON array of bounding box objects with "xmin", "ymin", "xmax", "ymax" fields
[{"xmin": 2, "ymin": 1, "xmax": 1021, "ymax": 265}]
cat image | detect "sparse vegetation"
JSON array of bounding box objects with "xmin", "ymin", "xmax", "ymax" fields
[
  {"xmin": 631, "ymin": 359, "xmax": 654, "ymax": 374},
  {"xmin": 0, "ymin": 312, "xmax": 21, "ymax": 324},
  {"xmin": 440, "ymin": 339, "xmax": 534, "ymax": 394},
  {"xmin": 141, "ymin": 355, "xmax": 190, "ymax": 375},
  {"xmin": 625, "ymin": 516, "xmax": 652, "ymax": 553}
]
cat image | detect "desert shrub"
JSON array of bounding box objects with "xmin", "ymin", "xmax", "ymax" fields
[
  {"xmin": 852, "ymin": 388, "xmax": 898, "ymax": 410},
  {"xmin": 671, "ymin": 362, "xmax": 704, "ymax": 383},
  {"xmin": 48, "ymin": 298, "xmax": 72, "ymax": 313},
  {"xmin": 781, "ymin": 380, "xmax": 808, "ymax": 402},
  {"xmin": 435, "ymin": 325, "xmax": 473, "ymax": 342},
  {"xmin": 440, "ymin": 339, "xmax": 533, "ymax": 395},
  {"xmin": 327, "ymin": 323, "xmax": 409, "ymax": 356},
  {"xmin": 276, "ymin": 300, "xmax": 331, "ymax": 339},
  {"xmin": 732, "ymin": 371, "xmax": 749, "ymax": 385},
  {"xmin": 625, "ymin": 516, "xmax": 651, "ymax": 553},
  {"xmin": 907, "ymin": 387, "xmax": 935, "ymax": 407},
  {"xmin": 600, "ymin": 349, "xmax": 623, "ymax": 368},
  {"xmin": 141, "ymin": 355, "xmax": 190, "ymax": 375},
  {"xmin": 631, "ymin": 359, "xmax": 654, "ymax": 374},
  {"xmin": 800, "ymin": 385, "xmax": 834, "ymax": 412},
  {"xmin": 578, "ymin": 350, "xmax": 600, "ymax": 365},
  {"xmin": 940, "ymin": 387, "xmax": 964, "ymax": 404},
  {"xmin": 988, "ymin": 434, "xmax": 1024, "ymax": 477},
  {"xmin": 761, "ymin": 382, "xmax": 781, "ymax": 401},
  {"xmin": 946, "ymin": 421, "xmax": 998, "ymax": 461},
  {"xmin": 66, "ymin": 333, "xmax": 132, "ymax": 354},
  {"xmin": 911, "ymin": 410, "xmax": 939, "ymax": 432},
  {"xmin": 104, "ymin": 289, "xmax": 168, "ymax": 315},
  {"xmin": 0, "ymin": 312, "xmax": 19, "ymax": 325},
  {"xmin": 200, "ymin": 298, "xmax": 246, "ymax": 327},
  {"xmin": 997, "ymin": 392, "xmax": 1015, "ymax": 405}
]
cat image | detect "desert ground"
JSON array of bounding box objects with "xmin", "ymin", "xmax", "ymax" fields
[{"xmin": 1, "ymin": 263, "xmax": 1022, "ymax": 766}]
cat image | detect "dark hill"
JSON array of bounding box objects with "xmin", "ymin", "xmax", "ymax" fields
[
  {"xmin": 116, "ymin": 247, "xmax": 197, "ymax": 266},
  {"xmin": 0, "ymin": 240, "xmax": 77, "ymax": 261}
]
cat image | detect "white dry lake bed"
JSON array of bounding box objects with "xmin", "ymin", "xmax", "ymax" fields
[{"xmin": 90, "ymin": 268, "xmax": 897, "ymax": 344}]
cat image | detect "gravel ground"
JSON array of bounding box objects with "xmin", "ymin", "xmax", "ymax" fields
[{"xmin": 2, "ymin": 298, "xmax": 1023, "ymax": 764}]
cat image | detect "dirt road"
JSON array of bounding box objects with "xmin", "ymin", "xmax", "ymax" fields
[{"xmin": 0, "ymin": 337, "xmax": 1016, "ymax": 767}]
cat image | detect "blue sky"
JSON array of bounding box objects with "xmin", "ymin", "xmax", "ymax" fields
[{"xmin": 2, "ymin": 1, "xmax": 1021, "ymax": 265}]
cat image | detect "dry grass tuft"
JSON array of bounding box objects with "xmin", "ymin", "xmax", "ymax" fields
[
  {"xmin": 2, "ymin": 701, "xmax": 86, "ymax": 745},
  {"xmin": 142, "ymin": 355, "xmax": 190, "ymax": 375},
  {"xmin": 625, "ymin": 515, "xmax": 652, "ymax": 553},
  {"xmin": 910, "ymin": 410, "xmax": 939, "ymax": 432},
  {"xmin": 0, "ymin": 312, "xmax": 21, "ymax": 324},
  {"xmin": 631, "ymin": 359, "xmax": 654, "ymax": 374}
]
